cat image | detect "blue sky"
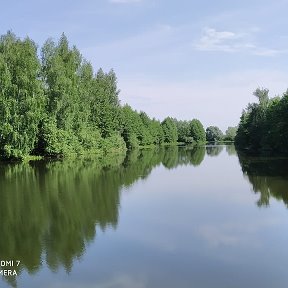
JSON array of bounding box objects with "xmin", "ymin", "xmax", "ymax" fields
[{"xmin": 1, "ymin": 0, "xmax": 288, "ymax": 130}]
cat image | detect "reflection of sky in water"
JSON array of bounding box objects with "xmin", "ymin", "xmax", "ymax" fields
[{"xmin": 7, "ymin": 147, "xmax": 288, "ymax": 288}]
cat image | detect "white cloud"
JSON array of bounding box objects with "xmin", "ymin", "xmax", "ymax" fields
[
  {"xmin": 198, "ymin": 225, "xmax": 244, "ymax": 247},
  {"xmin": 194, "ymin": 27, "xmax": 246, "ymax": 52},
  {"xmin": 201, "ymin": 28, "xmax": 237, "ymax": 45},
  {"xmin": 197, "ymin": 217, "xmax": 280, "ymax": 248},
  {"xmin": 194, "ymin": 27, "xmax": 288, "ymax": 56}
]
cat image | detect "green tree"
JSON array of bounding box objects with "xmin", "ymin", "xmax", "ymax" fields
[
  {"xmin": 235, "ymin": 88, "xmax": 270, "ymax": 151},
  {"xmin": 139, "ymin": 111, "xmax": 154, "ymax": 145},
  {"xmin": 0, "ymin": 31, "xmax": 212, "ymax": 159},
  {"xmin": 150, "ymin": 118, "xmax": 164, "ymax": 144},
  {"xmin": 224, "ymin": 126, "xmax": 237, "ymax": 141},
  {"xmin": 41, "ymin": 34, "xmax": 82, "ymax": 129},
  {"xmin": 0, "ymin": 32, "xmax": 45, "ymax": 159},
  {"xmin": 39, "ymin": 34, "xmax": 83, "ymax": 155},
  {"xmin": 189, "ymin": 119, "xmax": 206, "ymax": 143},
  {"xmin": 235, "ymin": 88, "xmax": 288, "ymax": 154},
  {"xmin": 253, "ymin": 87, "xmax": 269, "ymax": 108},
  {"xmin": 90, "ymin": 68, "xmax": 121, "ymax": 138},
  {"xmin": 161, "ymin": 117, "xmax": 178, "ymax": 143},
  {"xmin": 206, "ymin": 126, "xmax": 223, "ymax": 142},
  {"xmin": 175, "ymin": 120, "xmax": 193, "ymax": 143},
  {"xmin": 120, "ymin": 105, "xmax": 141, "ymax": 149}
]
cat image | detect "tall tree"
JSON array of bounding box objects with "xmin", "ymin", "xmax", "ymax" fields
[
  {"xmin": 161, "ymin": 117, "xmax": 178, "ymax": 143},
  {"xmin": 235, "ymin": 88, "xmax": 288, "ymax": 154},
  {"xmin": 120, "ymin": 104, "xmax": 142, "ymax": 149},
  {"xmin": 189, "ymin": 119, "xmax": 206, "ymax": 143},
  {"xmin": 90, "ymin": 68, "xmax": 121, "ymax": 138},
  {"xmin": 175, "ymin": 120, "xmax": 192, "ymax": 143},
  {"xmin": 206, "ymin": 126, "xmax": 223, "ymax": 142},
  {"xmin": 0, "ymin": 32, "xmax": 45, "ymax": 158},
  {"xmin": 224, "ymin": 126, "xmax": 237, "ymax": 141}
]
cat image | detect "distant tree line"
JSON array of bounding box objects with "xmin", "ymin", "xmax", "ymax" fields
[
  {"xmin": 205, "ymin": 126, "xmax": 237, "ymax": 143},
  {"xmin": 235, "ymin": 88, "xmax": 288, "ymax": 154}
]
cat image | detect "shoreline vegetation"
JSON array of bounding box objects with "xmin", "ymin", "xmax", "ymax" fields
[
  {"xmin": 1, "ymin": 32, "xmax": 287, "ymax": 161},
  {"xmin": 0, "ymin": 32, "xmax": 237, "ymax": 161},
  {"xmin": 235, "ymin": 88, "xmax": 288, "ymax": 155}
]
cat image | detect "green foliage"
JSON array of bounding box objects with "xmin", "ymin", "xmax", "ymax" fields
[
  {"xmin": 0, "ymin": 32, "xmax": 45, "ymax": 159},
  {"xmin": 235, "ymin": 88, "xmax": 288, "ymax": 154},
  {"xmin": 41, "ymin": 35, "xmax": 81, "ymax": 128},
  {"xmin": 0, "ymin": 31, "xmax": 209, "ymax": 160},
  {"xmin": 120, "ymin": 106, "xmax": 164, "ymax": 148},
  {"xmin": 175, "ymin": 120, "xmax": 191, "ymax": 143},
  {"xmin": 175, "ymin": 119, "xmax": 206, "ymax": 144},
  {"xmin": 189, "ymin": 119, "xmax": 206, "ymax": 143},
  {"xmin": 90, "ymin": 68, "xmax": 121, "ymax": 138},
  {"xmin": 253, "ymin": 87, "xmax": 269, "ymax": 107},
  {"xmin": 120, "ymin": 105, "xmax": 141, "ymax": 149},
  {"xmin": 150, "ymin": 119, "xmax": 164, "ymax": 145},
  {"xmin": 40, "ymin": 35, "xmax": 86, "ymax": 155},
  {"xmin": 38, "ymin": 34, "xmax": 125, "ymax": 157},
  {"xmin": 206, "ymin": 126, "xmax": 223, "ymax": 142},
  {"xmin": 161, "ymin": 117, "xmax": 178, "ymax": 143},
  {"xmin": 101, "ymin": 133, "xmax": 127, "ymax": 155},
  {"xmin": 224, "ymin": 126, "xmax": 237, "ymax": 141},
  {"xmin": 138, "ymin": 111, "xmax": 154, "ymax": 145}
]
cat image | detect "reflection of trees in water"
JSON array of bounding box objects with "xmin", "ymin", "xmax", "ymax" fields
[
  {"xmin": 0, "ymin": 157, "xmax": 124, "ymax": 286},
  {"xmin": 121, "ymin": 148, "xmax": 165, "ymax": 186},
  {"xmin": 225, "ymin": 145, "xmax": 237, "ymax": 156},
  {"xmin": 178, "ymin": 146, "xmax": 205, "ymax": 166},
  {"xmin": 206, "ymin": 145, "xmax": 224, "ymax": 157},
  {"xmin": 162, "ymin": 146, "xmax": 179, "ymax": 169},
  {"xmin": 237, "ymin": 154, "xmax": 288, "ymax": 207},
  {"xmin": 0, "ymin": 145, "xmax": 208, "ymax": 286},
  {"xmin": 161, "ymin": 146, "xmax": 206, "ymax": 169}
]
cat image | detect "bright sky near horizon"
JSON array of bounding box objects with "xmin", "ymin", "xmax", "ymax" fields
[{"xmin": 1, "ymin": 0, "xmax": 288, "ymax": 131}]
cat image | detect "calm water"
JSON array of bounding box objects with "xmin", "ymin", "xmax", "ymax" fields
[{"xmin": 1, "ymin": 145, "xmax": 288, "ymax": 288}]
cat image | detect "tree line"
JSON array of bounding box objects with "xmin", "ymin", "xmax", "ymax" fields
[
  {"xmin": 0, "ymin": 32, "xmax": 235, "ymax": 160},
  {"xmin": 235, "ymin": 88, "xmax": 288, "ymax": 154}
]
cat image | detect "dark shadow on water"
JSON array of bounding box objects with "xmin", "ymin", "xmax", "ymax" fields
[{"xmin": 237, "ymin": 152, "xmax": 288, "ymax": 207}]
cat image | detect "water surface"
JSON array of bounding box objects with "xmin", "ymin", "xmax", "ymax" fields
[{"xmin": 1, "ymin": 146, "xmax": 288, "ymax": 288}]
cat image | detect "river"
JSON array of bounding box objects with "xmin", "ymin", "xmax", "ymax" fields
[{"xmin": 0, "ymin": 145, "xmax": 288, "ymax": 288}]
